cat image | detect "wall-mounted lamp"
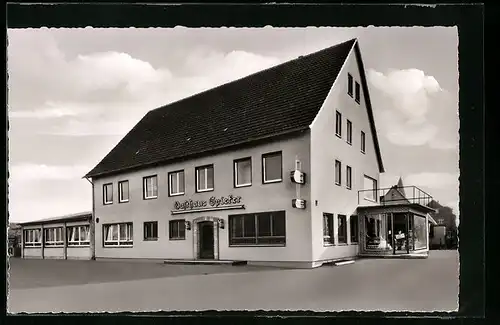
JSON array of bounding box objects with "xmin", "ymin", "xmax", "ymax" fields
[
  {"xmin": 95, "ymin": 217, "xmax": 100, "ymax": 224},
  {"xmin": 185, "ymin": 221, "xmax": 191, "ymax": 231},
  {"xmin": 218, "ymin": 219, "xmax": 225, "ymax": 229}
]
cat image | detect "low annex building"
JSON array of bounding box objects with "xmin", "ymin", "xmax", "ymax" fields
[
  {"xmin": 84, "ymin": 39, "xmax": 434, "ymax": 268},
  {"xmin": 19, "ymin": 212, "xmax": 93, "ymax": 260}
]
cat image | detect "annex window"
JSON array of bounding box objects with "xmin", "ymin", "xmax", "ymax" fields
[
  {"xmin": 347, "ymin": 73, "xmax": 354, "ymax": 97},
  {"xmin": 143, "ymin": 175, "xmax": 158, "ymax": 199},
  {"xmin": 44, "ymin": 227, "xmax": 64, "ymax": 247},
  {"xmin": 262, "ymin": 152, "xmax": 282, "ymax": 184},
  {"xmin": 169, "ymin": 220, "xmax": 186, "ymax": 240},
  {"xmin": 118, "ymin": 180, "xmax": 129, "ymax": 203},
  {"xmin": 168, "ymin": 170, "xmax": 185, "ymax": 196},
  {"xmin": 346, "ymin": 165, "xmax": 352, "ymax": 190},
  {"xmin": 144, "ymin": 221, "xmax": 158, "ymax": 241},
  {"xmin": 346, "ymin": 120, "xmax": 353, "ymax": 145},
  {"xmin": 355, "ymin": 81, "xmax": 361, "ymax": 103},
  {"xmin": 361, "ymin": 131, "xmax": 366, "ymax": 153},
  {"xmin": 68, "ymin": 225, "xmax": 90, "ymax": 246},
  {"xmin": 338, "ymin": 214, "xmax": 347, "ymax": 244},
  {"xmin": 363, "ymin": 175, "xmax": 378, "ymax": 202},
  {"xmin": 103, "ymin": 223, "xmax": 133, "ymax": 247},
  {"xmin": 23, "ymin": 229, "xmax": 42, "ymax": 247},
  {"xmin": 323, "ymin": 213, "xmax": 334, "ymax": 245},
  {"xmin": 103, "ymin": 183, "xmax": 113, "ymax": 205},
  {"xmin": 229, "ymin": 211, "xmax": 286, "ymax": 246},
  {"xmin": 196, "ymin": 165, "xmax": 214, "ymax": 192},
  {"xmin": 234, "ymin": 157, "xmax": 252, "ymax": 187},
  {"xmin": 335, "ymin": 160, "xmax": 342, "ymax": 186},
  {"xmin": 350, "ymin": 215, "xmax": 359, "ymax": 243},
  {"xmin": 335, "ymin": 111, "xmax": 342, "ymax": 137}
]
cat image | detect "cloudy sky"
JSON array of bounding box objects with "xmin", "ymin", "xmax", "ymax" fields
[{"xmin": 7, "ymin": 27, "xmax": 459, "ymax": 223}]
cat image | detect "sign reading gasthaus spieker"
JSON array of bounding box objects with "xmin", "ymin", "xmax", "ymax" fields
[{"xmin": 174, "ymin": 195, "xmax": 242, "ymax": 211}]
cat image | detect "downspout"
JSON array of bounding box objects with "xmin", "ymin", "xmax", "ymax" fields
[
  {"xmin": 63, "ymin": 221, "xmax": 67, "ymax": 260},
  {"xmin": 41, "ymin": 224, "xmax": 45, "ymax": 259},
  {"xmin": 85, "ymin": 177, "xmax": 96, "ymax": 260}
]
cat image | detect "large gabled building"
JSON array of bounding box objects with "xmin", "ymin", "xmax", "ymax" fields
[{"xmin": 83, "ymin": 38, "xmax": 426, "ymax": 268}]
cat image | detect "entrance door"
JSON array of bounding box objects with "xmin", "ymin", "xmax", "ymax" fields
[
  {"xmin": 393, "ymin": 213, "xmax": 410, "ymax": 254},
  {"xmin": 198, "ymin": 222, "xmax": 214, "ymax": 260}
]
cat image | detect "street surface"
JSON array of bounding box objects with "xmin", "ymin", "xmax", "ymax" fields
[{"xmin": 8, "ymin": 250, "xmax": 459, "ymax": 313}]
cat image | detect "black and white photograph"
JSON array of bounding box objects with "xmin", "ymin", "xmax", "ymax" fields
[{"xmin": 7, "ymin": 25, "xmax": 460, "ymax": 313}]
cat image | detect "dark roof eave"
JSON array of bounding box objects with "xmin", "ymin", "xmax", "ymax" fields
[
  {"xmin": 354, "ymin": 42, "xmax": 385, "ymax": 173},
  {"xmin": 85, "ymin": 127, "xmax": 310, "ymax": 179},
  {"xmin": 357, "ymin": 203, "xmax": 436, "ymax": 214},
  {"xmin": 20, "ymin": 214, "xmax": 92, "ymax": 227}
]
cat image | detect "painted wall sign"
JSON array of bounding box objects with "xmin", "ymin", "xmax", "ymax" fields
[{"xmin": 172, "ymin": 195, "xmax": 244, "ymax": 215}]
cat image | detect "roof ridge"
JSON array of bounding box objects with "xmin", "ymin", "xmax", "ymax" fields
[{"xmin": 149, "ymin": 38, "xmax": 358, "ymax": 114}]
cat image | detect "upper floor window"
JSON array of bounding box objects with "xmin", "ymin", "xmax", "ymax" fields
[
  {"xmin": 363, "ymin": 175, "xmax": 378, "ymax": 202},
  {"xmin": 168, "ymin": 170, "xmax": 185, "ymax": 196},
  {"xmin": 361, "ymin": 131, "xmax": 366, "ymax": 153},
  {"xmin": 335, "ymin": 160, "xmax": 342, "ymax": 186},
  {"xmin": 323, "ymin": 213, "xmax": 334, "ymax": 245},
  {"xmin": 68, "ymin": 225, "xmax": 90, "ymax": 246},
  {"xmin": 143, "ymin": 175, "xmax": 158, "ymax": 199},
  {"xmin": 103, "ymin": 183, "xmax": 113, "ymax": 205},
  {"xmin": 346, "ymin": 120, "xmax": 353, "ymax": 145},
  {"xmin": 347, "ymin": 73, "xmax": 354, "ymax": 97},
  {"xmin": 196, "ymin": 165, "xmax": 214, "ymax": 192},
  {"xmin": 234, "ymin": 157, "xmax": 252, "ymax": 187},
  {"xmin": 346, "ymin": 165, "xmax": 352, "ymax": 190},
  {"xmin": 104, "ymin": 222, "xmax": 133, "ymax": 247},
  {"xmin": 262, "ymin": 152, "xmax": 282, "ymax": 184},
  {"xmin": 44, "ymin": 227, "xmax": 64, "ymax": 247},
  {"xmin": 338, "ymin": 214, "xmax": 348, "ymax": 244},
  {"xmin": 335, "ymin": 111, "xmax": 342, "ymax": 137},
  {"xmin": 355, "ymin": 81, "xmax": 361, "ymax": 103},
  {"xmin": 118, "ymin": 180, "xmax": 129, "ymax": 203},
  {"xmin": 23, "ymin": 229, "xmax": 41, "ymax": 247}
]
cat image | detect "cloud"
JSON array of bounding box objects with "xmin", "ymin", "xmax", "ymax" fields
[
  {"xmin": 404, "ymin": 172, "xmax": 458, "ymax": 190},
  {"xmin": 368, "ymin": 68, "xmax": 451, "ymax": 148},
  {"xmin": 8, "ymin": 164, "xmax": 90, "ymax": 182},
  {"xmin": 8, "ymin": 30, "xmax": 284, "ymax": 138}
]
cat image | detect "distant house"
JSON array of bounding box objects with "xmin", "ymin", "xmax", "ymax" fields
[
  {"xmin": 8, "ymin": 223, "xmax": 22, "ymax": 257},
  {"xmin": 427, "ymin": 200, "xmax": 458, "ymax": 249},
  {"xmin": 19, "ymin": 212, "xmax": 93, "ymax": 260}
]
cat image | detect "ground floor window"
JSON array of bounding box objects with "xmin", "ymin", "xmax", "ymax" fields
[
  {"xmin": 323, "ymin": 213, "xmax": 334, "ymax": 245},
  {"xmin": 413, "ymin": 214, "xmax": 427, "ymax": 250},
  {"xmin": 144, "ymin": 221, "xmax": 158, "ymax": 241},
  {"xmin": 229, "ymin": 211, "xmax": 286, "ymax": 246},
  {"xmin": 350, "ymin": 215, "xmax": 359, "ymax": 243},
  {"xmin": 338, "ymin": 214, "xmax": 347, "ymax": 244},
  {"xmin": 169, "ymin": 220, "xmax": 186, "ymax": 240},
  {"xmin": 24, "ymin": 229, "xmax": 41, "ymax": 247},
  {"xmin": 44, "ymin": 227, "xmax": 64, "ymax": 247},
  {"xmin": 68, "ymin": 225, "xmax": 90, "ymax": 246},
  {"xmin": 103, "ymin": 223, "xmax": 133, "ymax": 247}
]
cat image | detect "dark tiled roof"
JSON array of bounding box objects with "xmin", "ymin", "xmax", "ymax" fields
[{"xmin": 86, "ymin": 38, "xmax": 384, "ymax": 178}]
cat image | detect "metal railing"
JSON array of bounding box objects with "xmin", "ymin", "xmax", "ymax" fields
[{"xmin": 357, "ymin": 185, "xmax": 433, "ymax": 207}]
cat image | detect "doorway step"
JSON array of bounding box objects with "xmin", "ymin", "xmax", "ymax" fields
[{"xmin": 163, "ymin": 259, "xmax": 247, "ymax": 266}]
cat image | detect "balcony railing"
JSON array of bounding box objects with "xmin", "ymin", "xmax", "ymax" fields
[{"xmin": 357, "ymin": 185, "xmax": 433, "ymax": 207}]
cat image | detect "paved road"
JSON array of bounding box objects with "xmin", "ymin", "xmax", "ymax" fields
[{"xmin": 8, "ymin": 250, "xmax": 459, "ymax": 313}]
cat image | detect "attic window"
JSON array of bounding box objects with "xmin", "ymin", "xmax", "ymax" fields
[
  {"xmin": 347, "ymin": 74, "xmax": 354, "ymax": 97},
  {"xmin": 355, "ymin": 82, "xmax": 361, "ymax": 103}
]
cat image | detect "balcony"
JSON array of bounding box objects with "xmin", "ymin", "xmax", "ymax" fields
[{"xmin": 357, "ymin": 185, "xmax": 433, "ymax": 207}]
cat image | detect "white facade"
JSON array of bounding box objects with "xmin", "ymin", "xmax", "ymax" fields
[{"xmin": 89, "ymin": 41, "xmax": 383, "ymax": 268}]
